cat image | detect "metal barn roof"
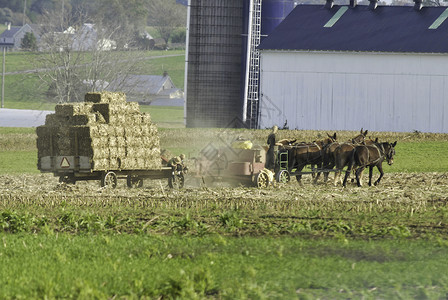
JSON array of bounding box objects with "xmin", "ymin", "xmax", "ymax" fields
[{"xmin": 258, "ymin": 4, "xmax": 448, "ymax": 53}]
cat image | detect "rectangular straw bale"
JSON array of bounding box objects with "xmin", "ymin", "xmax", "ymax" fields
[
  {"xmin": 45, "ymin": 114, "xmax": 69, "ymax": 127},
  {"xmin": 36, "ymin": 126, "xmax": 52, "ymax": 158},
  {"xmin": 125, "ymin": 136, "xmax": 142, "ymax": 147},
  {"xmin": 125, "ymin": 126, "xmax": 142, "ymax": 137},
  {"xmin": 140, "ymin": 125, "xmax": 150, "ymax": 136},
  {"xmin": 73, "ymin": 126, "xmax": 93, "ymax": 139},
  {"xmin": 92, "ymin": 103, "xmax": 110, "ymax": 123},
  {"xmin": 92, "ymin": 158, "xmax": 109, "ymax": 170},
  {"xmin": 92, "ymin": 147, "xmax": 109, "ymax": 160},
  {"xmin": 109, "ymin": 157, "xmax": 119, "ymax": 170},
  {"xmin": 109, "ymin": 137, "xmax": 118, "ymax": 148},
  {"xmin": 141, "ymin": 113, "xmax": 151, "ymax": 124},
  {"xmin": 71, "ymin": 113, "xmax": 96, "ymax": 126},
  {"xmin": 126, "ymin": 102, "xmax": 140, "ymax": 114},
  {"xmin": 115, "ymin": 146, "xmax": 126, "ymax": 157},
  {"xmin": 36, "ymin": 125, "xmax": 51, "ymax": 139},
  {"xmin": 126, "ymin": 147, "xmax": 146, "ymax": 158},
  {"xmin": 114, "ymin": 126, "xmax": 125, "ymax": 136},
  {"xmin": 144, "ymin": 158, "xmax": 161, "ymax": 169},
  {"xmin": 130, "ymin": 113, "xmax": 143, "ymax": 125},
  {"xmin": 55, "ymin": 102, "xmax": 93, "ymax": 116},
  {"xmin": 116, "ymin": 136, "xmax": 126, "ymax": 147},
  {"xmin": 120, "ymin": 157, "xmax": 138, "ymax": 170},
  {"xmin": 109, "ymin": 114, "xmax": 126, "ymax": 124},
  {"xmin": 145, "ymin": 135, "xmax": 160, "ymax": 145},
  {"xmin": 93, "ymin": 124, "xmax": 111, "ymax": 137},
  {"xmin": 85, "ymin": 91, "xmax": 126, "ymax": 104},
  {"xmin": 91, "ymin": 136, "xmax": 109, "ymax": 148}
]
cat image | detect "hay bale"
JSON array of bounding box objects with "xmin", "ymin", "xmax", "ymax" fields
[
  {"xmin": 55, "ymin": 102, "xmax": 93, "ymax": 116},
  {"xmin": 85, "ymin": 91, "xmax": 126, "ymax": 103},
  {"xmin": 71, "ymin": 114, "xmax": 96, "ymax": 126},
  {"xmin": 37, "ymin": 92, "xmax": 161, "ymax": 172}
]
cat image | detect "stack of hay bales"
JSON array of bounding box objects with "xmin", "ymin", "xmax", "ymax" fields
[{"xmin": 37, "ymin": 92, "xmax": 161, "ymax": 171}]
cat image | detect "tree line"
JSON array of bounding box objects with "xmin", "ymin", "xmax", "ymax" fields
[{"xmin": 0, "ymin": 0, "xmax": 187, "ymax": 47}]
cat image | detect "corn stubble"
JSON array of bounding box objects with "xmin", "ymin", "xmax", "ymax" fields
[{"xmin": 0, "ymin": 172, "xmax": 447, "ymax": 237}]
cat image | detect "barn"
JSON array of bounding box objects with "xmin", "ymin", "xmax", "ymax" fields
[{"xmin": 258, "ymin": 1, "xmax": 448, "ymax": 133}]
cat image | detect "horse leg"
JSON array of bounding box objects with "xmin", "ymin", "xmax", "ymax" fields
[
  {"xmin": 374, "ymin": 164, "xmax": 384, "ymax": 186},
  {"xmin": 355, "ymin": 166, "xmax": 365, "ymax": 187},
  {"xmin": 368, "ymin": 166, "xmax": 373, "ymax": 186},
  {"xmin": 333, "ymin": 170, "xmax": 340, "ymax": 186},
  {"xmin": 296, "ymin": 164, "xmax": 305, "ymax": 185},
  {"xmin": 313, "ymin": 162, "xmax": 323, "ymax": 184},
  {"xmin": 342, "ymin": 162, "xmax": 353, "ymax": 187}
]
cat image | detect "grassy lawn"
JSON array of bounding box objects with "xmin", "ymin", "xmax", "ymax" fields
[{"xmin": 0, "ymin": 234, "xmax": 446, "ymax": 299}]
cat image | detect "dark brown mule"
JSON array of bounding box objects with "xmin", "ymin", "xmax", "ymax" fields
[
  {"xmin": 342, "ymin": 140, "xmax": 397, "ymax": 187},
  {"xmin": 316, "ymin": 129, "xmax": 368, "ymax": 183},
  {"xmin": 286, "ymin": 133, "xmax": 336, "ymax": 184}
]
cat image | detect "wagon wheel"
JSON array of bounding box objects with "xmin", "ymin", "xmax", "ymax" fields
[
  {"xmin": 59, "ymin": 174, "xmax": 76, "ymax": 184},
  {"xmin": 255, "ymin": 171, "xmax": 269, "ymax": 188},
  {"xmin": 101, "ymin": 171, "xmax": 117, "ymax": 189},
  {"xmin": 126, "ymin": 175, "xmax": 143, "ymax": 188},
  {"xmin": 276, "ymin": 170, "xmax": 290, "ymax": 184},
  {"xmin": 168, "ymin": 173, "xmax": 185, "ymax": 189}
]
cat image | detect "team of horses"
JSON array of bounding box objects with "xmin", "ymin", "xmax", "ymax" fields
[{"xmin": 278, "ymin": 129, "xmax": 397, "ymax": 187}]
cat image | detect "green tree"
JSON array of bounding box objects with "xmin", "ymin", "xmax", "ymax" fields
[
  {"xmin": 21, "ymin": 32, "xmax": 38, "ymax": 51},
  {"xmin": 90, "ymin": 0, "xmax": 148, "ymax": 48},
  {"xmin": 147, "ymin": 0, "xmax": 187, "ymax": 47},
  {"xmin": 0, "ymin": 7, "xmax": 14, "ymax": 24},
  {"xmin": 36, "ymin": 4, "xmax": 148, "ymax": 103}
]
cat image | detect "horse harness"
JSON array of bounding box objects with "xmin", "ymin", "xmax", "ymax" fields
[{"xmin": 363, "ymin": 143, "xmax": 385, "ymax": 166}]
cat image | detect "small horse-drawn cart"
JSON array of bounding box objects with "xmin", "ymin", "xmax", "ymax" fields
[
  {"xmin": 193, "ymin": 145, "xmax": 273, "ymax": 188},
  {"xmin": 275, "ymin": 147, "xmax": 314, "ymax": 184}
]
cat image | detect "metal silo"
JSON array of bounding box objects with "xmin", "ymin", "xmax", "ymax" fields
[
  {"xmin": 184, "ymin": 0, "xmax": 297, "ymax": 128},
  {"xmin": 185, "ymin": 0, "xmax": 245, "ymax": 128}
]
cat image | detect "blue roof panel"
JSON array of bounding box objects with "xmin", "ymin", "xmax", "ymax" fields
[{"xmin": 258, "ymin": 5, "xmax": 448, "ymax": 53}]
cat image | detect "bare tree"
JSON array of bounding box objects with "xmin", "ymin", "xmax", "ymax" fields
[
  {"xmin": 147, "ymin": 0, "xmax": 187, "ymax": 48},
  {"xmin": 36, "ymin": 4, "xmax": 149, "ymax": 103}
]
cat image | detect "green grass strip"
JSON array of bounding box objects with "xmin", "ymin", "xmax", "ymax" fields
[{"xmin": 0, "ymin": 234, "xmax": 447, "ymax": 299}]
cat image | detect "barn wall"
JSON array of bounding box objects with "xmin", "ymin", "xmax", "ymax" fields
[{"xmin": 259, "ymin": 51, "xmax": 448, "ymax": 133}]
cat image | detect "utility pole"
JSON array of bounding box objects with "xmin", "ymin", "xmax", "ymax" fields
[
  {"xmin": 1, "ymin": 47, "xmax": 5, "ymax": 108},
  {"xmin": 23, "ymin": 0, "xmax": 27, "ymax": 25}
]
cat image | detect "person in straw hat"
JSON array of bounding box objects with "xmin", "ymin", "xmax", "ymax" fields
[
  {"xmin": 265, "ymin": 125, "xmax": 278, "ymax": 170},
  {"xmin": 168, "ymin": 156, "xmax": 182, "ymax": 173}
]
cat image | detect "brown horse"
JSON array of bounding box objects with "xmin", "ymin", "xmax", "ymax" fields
[
  {"xmin": 286, "ymin": 133, "xmax": 336, "ymax": 184},
  {"xmin": 317, "ymin": 129, "xmax": 368, "ymax": 183},
  {"xmin": 342, "ymin": 140, "xmax": 397, "ymax": 187}
]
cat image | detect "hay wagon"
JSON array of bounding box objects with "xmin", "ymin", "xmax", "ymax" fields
[
  {"xmin": 193, "ymin": 145, "xmax": 273, "ymax": 188},
  {"xmin": 36, "ymin": 92, "xmax": 185, "ymax": 189},
  {"xmin": 38, "ymin": 151, "xmax": 185, "ymax": 189}
]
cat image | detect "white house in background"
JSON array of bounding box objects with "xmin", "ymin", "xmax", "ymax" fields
[
  {"xmin": 65, "ymin": 23, "xmax": 116, "ymax": 51},
  {"xmin": 0, "ymin": 23, "xmax": 39, "ymax": 51},
  {"xmin": 258, "ymin": 1, "xmax": 448, "ymax": 133},
  {"xmin": 107, "ymin": 73, "xmax": 184, "ymax": 104}
]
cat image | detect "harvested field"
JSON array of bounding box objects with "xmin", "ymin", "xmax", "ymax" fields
[{"xmin": 1, "ymin": 171, "xmax": 447, "ymax": 238}]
